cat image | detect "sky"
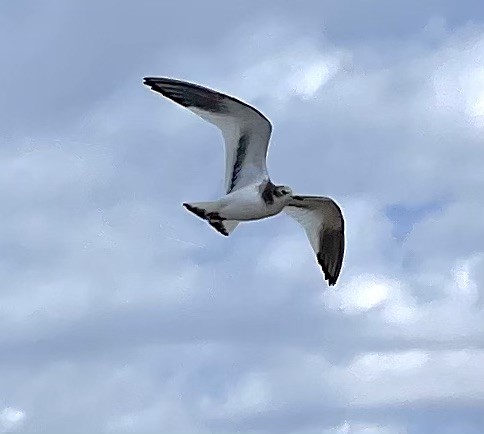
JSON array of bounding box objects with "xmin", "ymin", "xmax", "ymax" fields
[{"xmin": 1, "ymin": 0, "xmax": 484, "ymax": 433}]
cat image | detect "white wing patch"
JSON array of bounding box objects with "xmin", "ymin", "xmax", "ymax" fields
[{"xmin": 284, "ymin": 205, "xmax": 322, "ymax": 253}]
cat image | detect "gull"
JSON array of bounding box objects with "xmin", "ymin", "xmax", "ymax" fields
[{"xmin": 143, "ymin": 77, "xmax": 345, "ymax": 285}]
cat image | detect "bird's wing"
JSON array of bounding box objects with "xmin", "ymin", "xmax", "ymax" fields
[
  {"xmin": 144, "ymin": 77, "xmax": 273, "ymax": 193},
  {"xmin": 284, "ymin": 195, "xmax": 345, "ymax": 286}
]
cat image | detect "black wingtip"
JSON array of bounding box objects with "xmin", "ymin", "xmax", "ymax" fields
[
  {"xmin": 143, "ymin": 76, "xmax": 171, "ymax": 88},
  {"xmin": 143, "ymin": 77, "xmax": 158, "ymax": 88},
  {"xmin": 325, "ymin": 271, "xmax": 337, "ymax": 286},
  {"xmin": 143, "ymin": 76, "xmax": 181, "ymax": 86},
  {"xmin": 317, "ymin": 253, "xmax": 340, "ymax": 286}
]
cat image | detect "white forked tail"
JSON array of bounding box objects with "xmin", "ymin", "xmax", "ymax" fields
[{"xmin": 182, "ymin": 201, "xmax": 240, "ymax": 236}]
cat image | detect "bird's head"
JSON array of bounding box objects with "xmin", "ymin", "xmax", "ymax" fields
[{"xmin": 274, "ymin": 185, "xmax": 293, "ymax": 198}]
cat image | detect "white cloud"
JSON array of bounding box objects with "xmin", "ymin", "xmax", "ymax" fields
[
  {"xmin": 291, "ymin": 58, "xmax": 338, "ymax": 99},
  {"xmin": 345, "ymin": 349, "xmax": 484, "ymax": 406},
  {"xmin": 429, "ymin": 31, "xmax": 484, "ymax": 126},
  {"xmin": 324, "ymin": 420, "xmax": 406, "ymax": 434},
  {"xmin": 222, "ymin": 21, "xmax": 347, "ymax": 108},
  {"xmin": 323, "ymin": 274, "xmax": 394, "ymax": 314},
  {"xmin": 0, "ymin": 408, "xmax": 25, "ymax": 433}
]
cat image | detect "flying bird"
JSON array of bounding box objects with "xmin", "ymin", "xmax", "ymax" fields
[{"xmin": 143, "ymin": 77, "xmax": 345, "ymax": 285}]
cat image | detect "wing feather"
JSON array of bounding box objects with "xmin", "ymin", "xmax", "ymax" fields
[
  {"xmin": 143, "ymin": 77, "xmax": 272, "ymax": 193},
  {"xmin": 284, "ymin": 196, "xmax": 345, "ymax": 286}
]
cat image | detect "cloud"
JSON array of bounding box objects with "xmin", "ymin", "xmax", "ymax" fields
[
  {"xmin": 0, "ymin": 408, "xmax": 25, "ymax": 433},
  {"xmin": 323, "ymin": 420, "xmax": 406, "ymax": 434},
  {"xmin": 1, "ymin": 2, "xmax": 484, "ymax": 433}
]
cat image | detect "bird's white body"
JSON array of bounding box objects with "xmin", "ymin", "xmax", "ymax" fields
[{"xmin": 189, "ymin": 184, "xmax": 290, "ymax": 221}]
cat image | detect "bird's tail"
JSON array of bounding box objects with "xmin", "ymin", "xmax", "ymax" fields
[{"xmin": 183, "ymin": 202, "xmax": 239, "ymax": 237}]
